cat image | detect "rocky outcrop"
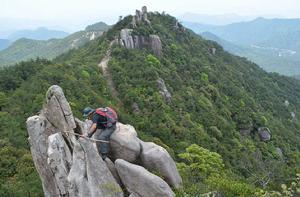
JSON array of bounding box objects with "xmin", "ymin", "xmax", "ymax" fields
[
  {"xmin": 27, "ymin": 85, "xmax": 123, "ymax": 197},
  {"xmin": 110, "ymin": 123, "xmax": 141, "ymax": 163},
  {"xmin": 157, "ymin": 78, "xmax": 172, "ymax": 103},
  {"xmin": 258, "ymin": 127, "xmax": 271, "ymax": 141},
  {"xmin": 27, "ymin": 85, "xmax": 182, "ymax": 196},
  {"xmin": 149, "ymin": 35, "xmax": 162, "ymax": 56},
  {"xmin": 209, "ymin": 48, "xmax": 216, "ymax": 55},
  {"xmin": 119, "ymin": 31, "xmax": 162, "ymax": 57},
  {"xmin": 140, "ymin": 141, "xmax": 182, "ymax": 188},
  {"xmin": 132, "ymin": 6, "xmax": 150, "ymax": 27},
  {"xmin": 120, "ymin": 29, "xmax": 134, "ymax": 49},
  {"xmin": 119, "ymin": 6, "xmax": 163, "ymax": 56},
  {"xmin": 115, "ymin": 159, "xmax": 175, "ymax": 197}
]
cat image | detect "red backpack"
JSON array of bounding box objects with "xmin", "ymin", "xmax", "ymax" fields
[{"xmin": 95, "ymin": 107, "xmax": 118, "ymax": 128}]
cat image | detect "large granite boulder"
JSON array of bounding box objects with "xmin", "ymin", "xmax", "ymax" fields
[
  {"xmin": 110, "ymin": 123, "xmax": 141, "ymax": 163},
  {"xmin": 140, "ymin": 141, "xmax": 182, "ymax": 188},
  {"xmin": 115, "ymin": 159, "xmax": 175, "ymax": 197}
]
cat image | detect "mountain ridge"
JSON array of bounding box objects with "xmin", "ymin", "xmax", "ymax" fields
[
  {"xmin": 0, "ymin": 22, "xmax": 110, "ymax": 67},
  {"xmin": 7, "ymin": 27, "xmax": 69, "ymax": 41},
  {"xmin": 185, "ymin": 18, "xmax": 300, "ymax": 76}
]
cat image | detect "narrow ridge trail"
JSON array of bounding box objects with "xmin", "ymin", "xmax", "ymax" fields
[{"xmin": 98, "ymin": 40, "xmax": 119, "ymax": 99}]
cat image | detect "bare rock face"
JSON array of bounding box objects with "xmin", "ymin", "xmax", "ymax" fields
[
  {"xmin": 149, "ymin": 35, "xmax": 162, "ymax": 56},
  {"xmin": 120, "ymin": 31, "xmax": 162, "ymax": 57},
  {"xmin": 110, "ymin": 123, "xmax": 141, "ymax": 163},
  {"xmin": 27, "ymin": 115, "xmax": 61, "ymax": 196},
  {"xmin": 120, "ymin": 29, "xmax": 134, "ymax": 49},
  {"xmin": 45, "ymin": 85, "xmax": 76, "ymax": 131},
  {"xmin": 105, "ymin": 158, "xmax": 123, "ymax": 186},
  {"xmin": 140, "ymin": 141, "xmax": 182, "ymax": 188},
  {"xmin": 47, "ymin": 133, "xmax": 72, "ymax": 195},
  {"xmin": 156, "ymin": 78, "xmax": 172, "ymax": 103},
  {"xmin": 115, "ymin": 159, "xmax": 175, "ymax": 197},
  {"xmin": 26, "ymin": 85, "xmax": 123, "ymax": 197}
]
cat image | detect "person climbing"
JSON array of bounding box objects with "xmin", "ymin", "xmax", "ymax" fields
[{"xmin": 82, "ymin": 106, "xmax": 118, "ymax": 160}]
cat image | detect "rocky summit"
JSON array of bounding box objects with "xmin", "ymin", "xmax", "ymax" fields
[{"xmin": 26, "ymin": 85, "xmax": 182, "ymax": 197}]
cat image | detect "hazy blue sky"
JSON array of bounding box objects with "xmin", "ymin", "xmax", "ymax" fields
[{"xmin": 2, "ymin": 0, "xmax": 300, "ymax": 32}]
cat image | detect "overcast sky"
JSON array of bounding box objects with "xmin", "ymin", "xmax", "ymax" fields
[{"xmin": 2, "ymin": 0, "xmax": 300, "ymax": 32}]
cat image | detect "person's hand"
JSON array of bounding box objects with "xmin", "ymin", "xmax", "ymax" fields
[{"xmin": 81, "ymin": 133, "xmax": 89, "ymax": 138}]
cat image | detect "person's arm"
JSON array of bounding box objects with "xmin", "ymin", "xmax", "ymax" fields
[
  {"xmin": 83, "ymin": 114, "xmax": 98, "ymax": 138},
  {"xmin": 86, "ymin": 123, "xmax": 97, "ymax": 138}
]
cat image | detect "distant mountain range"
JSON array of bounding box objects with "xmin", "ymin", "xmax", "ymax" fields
[
  {"xmin": 178, "ymin": 13, "xmax": 257, "ymax": 25},
  {"xmin": 7, "ymin": 27, "xmax": 69, "ymax": 41},
  {"xmin": 184, "ymin": 18, "xmax": 300, "ymax": 76},
  {"xmin": 0, "ymin": 39, "xmax": 10, "ymax": 50},
  {"xmin": 0, "ymin": 22, "xmax": 110, "ymax": 67},
  {"xmin": 0, "ymin": 27, "xmax": 70, "ymax": 51}
]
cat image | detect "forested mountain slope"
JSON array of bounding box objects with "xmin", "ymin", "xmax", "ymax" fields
[
  {"xmin": 1, "ymin": 8, "xmax": 300, "ymax": 196},
  {"xmin": 0, "ymin": 22, "xmax": 110, "ymax": 67}
]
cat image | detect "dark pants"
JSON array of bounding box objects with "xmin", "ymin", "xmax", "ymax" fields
[{"xmin": 96, "ymin": 124, "xmax": 116, "ymax": 158}]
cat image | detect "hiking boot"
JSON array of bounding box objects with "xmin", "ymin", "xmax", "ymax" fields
[{"xmin": 101, "ymin": 154, "xmax": 108, "ymax": 161}]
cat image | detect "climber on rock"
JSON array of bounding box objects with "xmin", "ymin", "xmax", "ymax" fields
[{"xmin": 82, "ymin": 106, "xmax": 118, "ymax": 160}]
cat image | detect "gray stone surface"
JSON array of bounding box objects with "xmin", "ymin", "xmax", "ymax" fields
[
  {"xmin": 140, "ymin": 141, "xmax": 182, "ymax": 188},
  {"xmin": 115, "ymin": 159, "xmax": 175, "ymax": 197},
  {"xmin": 45, "ymin": 85, "xmax": 76, "ymax": 131},
  {"xmin": 27, "ymin": 115, "xmax": 61, "ymax": 197},
  {"xmin": 120, "ymin": 29, "xmax": 134, "ymax": 49},
  {"xmin": 149, "ymin": 35, "xmax": 162, "ymax": 56},
  {"xmin": 258, "ymin": 127, "xmax": 271, "ymax": 141},
  {"xmin": 134, "ymin": 6, "xmax": 150, "ymax": 25},
  {"xmin": 105, "ymin": 158, "xmax": 122, "ymax": 186},
  {"xmin": 47, "ymin": 133, "xmax": 72, "ymax": 195},
  {"xmin": 110, "ymin": 123, "xmax": 141, "ymax": 163},
  {"xmin": 156, "ymin": 78, "xmax": 172, "ymax": 103}
]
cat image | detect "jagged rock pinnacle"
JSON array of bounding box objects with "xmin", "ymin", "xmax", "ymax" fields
[{"xmin": 26, "ymin": 85, "xmax": 181, "ymax": 197}]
